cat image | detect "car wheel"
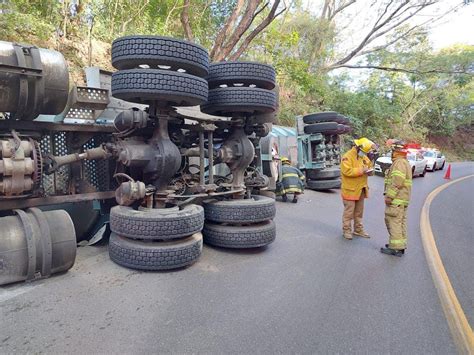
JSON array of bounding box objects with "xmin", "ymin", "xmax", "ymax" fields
[
  {"xmin": 206, "ymin": 62, "xmax": 276, "ymax": 90},
  {"xmin": 203, "ymin": 221, "xmax": 276, "ymax": 248},
  {"xmin": 440, "ymin": 162, "xmax": 445, "ymax": 170},
  {"xmin": 412, "ymin": 166, "xmax": 415, "ymax": 177},
  {"xmin": 203, "ymin": 195, "xmax": 275, "ymax": 224},
  {"xmin": 432, "ymin": 163, "xmax": 437, "ymax": 171},
  {"xmin": 111, "ymin": 69, "xmax": 208, "ymax": 106},
  {"xmin": 421, "ymin": 167, "xmax": 427, "ymax": 177},
  {"xmin": 111, "ymin": 36, "xmax": 209, "ymax": 77},
  {"xmin": 109, "ymin": 232, "xmax": 203, "ymax": 270},
  {"xmin": 110, "ymin": 204, "xmax": 204, "ymax": 241},
  {"xmin": 201, "ymin": 87, "xmax": 277, "ymax": 116}
]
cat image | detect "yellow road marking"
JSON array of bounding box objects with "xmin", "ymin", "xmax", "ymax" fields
[{"xmin": 420, "ymin": 174, "xmax": 474, "ymax": 354}]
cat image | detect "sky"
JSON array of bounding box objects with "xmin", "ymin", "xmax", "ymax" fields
[
  {"xmin": 429, "ymin": 3, "xmax": 473, "ymax": 49},
  {"xmin": 303, "ymin": 0, "xmax": 473, "ymax": 52}
]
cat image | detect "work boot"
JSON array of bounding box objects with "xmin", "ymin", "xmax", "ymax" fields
[
  {"xmin": 385, "ymin": 244, "xmax": 405, "ymax": 254},
  {"xmin": 292, "ymin": 196, "xmax": 298, "ymax": 203},
  {"xmin": 282, "ymin": 194, "xmax": 288, "ymax": 202},
  {"xmin": 353, "ymin": 230, "xmax": 370, "ymax": 238},
  {"xmin": 380, "ymin": 247, "xmax": 404, "ymax": 257},
  {"xmin": 343, "ymin": 232, "xmax": 353, "ymax": 240}
]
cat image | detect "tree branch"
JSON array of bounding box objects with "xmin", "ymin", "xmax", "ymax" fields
[
  {"xmin": 327, "ymin": 0, "xmax": 442, "ymax": 69},
  {"xmin": 229, "ymin": 0, "xmax": 287, "ymax": 60},
  {"xmin": 210, "ymin": 0, "xmax": 246, "ymax": 60},
  {"xmin": 335, "ymin": 65, "xmax": 469, "ymax": 75},
  {"xmin": 214, "ymin": 0, "xmax": 262, "ymax": 61},
  {"xmin": 328, "ymin": 0, "xmax": 357, "ymax": 21},
  {"xmin": 180, "ymin": 0, "xmax": 194, "ymax": 41}
]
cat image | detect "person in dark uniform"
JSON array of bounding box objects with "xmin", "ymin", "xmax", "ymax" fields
[{"xmin": 276, "ymin": 157, "xmax": 305, "ymax": 203}]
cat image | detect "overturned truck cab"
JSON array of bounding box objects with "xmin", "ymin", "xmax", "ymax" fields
[{"xmin": 0, "ymin": 36, "xmax": 278, "ymax": 285}]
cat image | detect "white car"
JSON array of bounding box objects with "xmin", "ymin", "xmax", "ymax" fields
[
  {"xmin": 374, "ymin": 151, "xmax": 427, "ymax": 177},
  {"xmin": 422, "ymin": 150, "xmax": 446, "ymax": 171}
]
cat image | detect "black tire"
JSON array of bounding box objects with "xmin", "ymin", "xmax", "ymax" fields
[
  {"xmin": 338, "ymin": 115, "xmax": 351, "ymax": 125},
  {"xmin": 421, "ymin": 167, "xmax": 427, "ymax": 177},
  {"xmin": 304, "ymin": 122, "xmax": 339, "ymax": 134},
  {"xmin": 111, "ymin": 36, "xmax": 209, "ymax": 77},
  {"xmin": 343, "ymin": 125, "xmax": 352, "ymax": 133},
  {"xmin": 306, "ymin": 167, "xmax": 340, "ymax": 180},
  {"xmin": 432, "ymin": 163, "xmax": 437, "ymax": 171},
  {"xmin": 201, "ymin": 87, "xmax": 277, "ymax": 116},
  {"xmin": 412, "ymin": 166, "xmax": 416, "ymax": 177},
  {"xmin": 203, "ymin": 195, "xmax": 275, "ymax": 224},
  {"xmin": 109, "ymin": 232, "xmax": 203, "ymax": 270},
  {"xmin": 440, "ymin": 162, "xmax": 445, "ymax": 170},
  {"xmin": 306, "ymin": 178, "xmax": 341, "ymax": 190},
  {"xmin": 110, "ymin": 204, "xmax": 204, "ymax": 241},
  {"xmin": 303, "ymin": 112, "xmax": 338, "ymax": 124},
  {"xmin": 111, "ymin": 69, "xmax": 208, "ymax": 106},
  {"xmin": 207, "ymin": 62, "xmax": 276, "ymax": 90},
  {"xmin": 203, "ymin": 221, "xmax": 276, "ymax": 248}
]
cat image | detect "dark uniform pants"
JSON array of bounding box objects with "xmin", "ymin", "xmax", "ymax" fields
[{"xmin": 385, "ymin": 204, "xmax": 408, "ymax": 250}]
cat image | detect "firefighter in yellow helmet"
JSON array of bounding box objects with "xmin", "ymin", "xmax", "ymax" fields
[
  {"xmin": 381, "ymin": 139, "xmax": 412, "ymax": 257},
  {"xmin": 340, "ymin": 137, "xmax": 377, "ymax": 240},
  {"xmin": 276, "ymin": 156, "xmax": 305, "ymax": 203}
]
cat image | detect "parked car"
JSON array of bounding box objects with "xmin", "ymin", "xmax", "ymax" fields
[
  {"xmin": 374, "ymin": 150, "xmax": 427, "ymax": 177},
  {"xmin": 422, "ymin": 149, "xmax": 446, "ymax": 171}
]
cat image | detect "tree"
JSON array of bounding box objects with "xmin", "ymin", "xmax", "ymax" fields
[{"xmin": 181, "ymin": 0, "xmax": 288, "ymax": 61}]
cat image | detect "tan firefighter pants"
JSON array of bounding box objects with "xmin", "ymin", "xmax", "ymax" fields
[
  {"xmin": 385, "ymin": 204, "xmax": 408, "ymax": 250},
  {"xmin": 342, "ymin": 190, "xmax": 366, "ymax": 234}
]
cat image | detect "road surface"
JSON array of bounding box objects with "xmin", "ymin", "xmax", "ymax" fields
[{"xmin": 1, "ymin": 162, "xmax": 473, "ymax": 353}]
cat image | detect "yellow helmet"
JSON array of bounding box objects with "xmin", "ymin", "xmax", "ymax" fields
[
  {"xmin": 354, "ymin": 137, "xmax": 376, "ymax": 154},
  {"xmin": 280, "ymin": 156, "xmax": 290, "ymax": 164}
]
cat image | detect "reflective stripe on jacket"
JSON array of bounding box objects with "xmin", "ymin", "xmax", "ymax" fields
[
  {"xmin": 384, "ymin": 156, "xmax": 412, "ymax": 206},
  {"xmin": 279, "ymin": 165, "xmax": 305, "ymax": 194},
  {"xmin": 340, "ymin": 147, "xmax": 372, "ymax": 201}
]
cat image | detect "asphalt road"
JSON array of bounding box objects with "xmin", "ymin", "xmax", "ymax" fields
[
  {"xmin": 1, "ymin": 162, "xmax": 473, "ymax": 354},
  {"xmin": 430, "ymin": 174, "xmax": 474, "ymax": 327}
]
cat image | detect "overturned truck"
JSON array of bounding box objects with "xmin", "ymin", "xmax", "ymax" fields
[{"xmin": 0, "ymin": 36, "xmax": 277, "ymax": 285}]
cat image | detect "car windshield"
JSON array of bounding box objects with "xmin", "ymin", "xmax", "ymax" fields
[{"xmin": 423, "ymin": 151, "xmax": 436, "ymax": 158}]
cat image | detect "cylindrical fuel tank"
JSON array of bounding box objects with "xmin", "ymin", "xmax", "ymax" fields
[
  {"xmin": 0, "ymin": 208, "xmax": 76, "ymax": 286},
  {"xmin": 0, "ymin": 40, "xmax": 69, "ymax": 119}
]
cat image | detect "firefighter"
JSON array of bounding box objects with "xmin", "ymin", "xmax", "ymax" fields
[
  {"xmin": 340, "ymin": 137, "xmax": 377, "ymax": 240},
  {"xmin": 276, "ymin": 157, "xmax": 305, "ymax": 203},
  {"xmin": 381, "ymin": 139, "xmax": 412, "ymax": 257}
]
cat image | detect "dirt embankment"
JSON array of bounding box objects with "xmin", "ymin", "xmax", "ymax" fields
[{"xmin": 428, "ymin": 125, "xmax": 474, "ymax": 161}]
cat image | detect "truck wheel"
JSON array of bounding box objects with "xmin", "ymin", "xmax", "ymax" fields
[
  {"xmin": 111, "ymin": 36, "xmax": 209, "ymax": 77},
  {"xmin": 201, "ymin": 87, "xmax": 277, "ymax": 116},
  {"xmin": 109, "ymin": 233, "xmax": 203, "ymax": 270},
  {"xmin": 110, "ymin": 204, "xmax": 204, "ymax": 241},
  {"xmin": 304, "ymin": 122, "xmax": 339, "ymax": 134},
  {"xmin": 203, "ymin": 195, "xmax": 275, "ymax": 224},
  {"xmin": 203, "ymin": 221, "xmax": 276, "ymax": 248},
  {"xmin": 303, "ymin": 112, "xmax": 338, "ymax": 124},
  {"xmin": 306, "ymin": 167, "xmax": 340, "ymax": 180},
  {"xmin": 111, "ymin": 69, "xmax": 208, "ymax": 106},
  {"xmin": 207, "ymin": 62, "xmax": 276, "ymax": 90},
  {"xmin": 306, "ymin": 178, "xmax": 341, "ymax": 190}
]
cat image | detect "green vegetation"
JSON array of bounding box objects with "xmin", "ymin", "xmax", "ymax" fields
[{"xmin": 1, "ymin": 0, "xmax": 472, "ymax": 158}]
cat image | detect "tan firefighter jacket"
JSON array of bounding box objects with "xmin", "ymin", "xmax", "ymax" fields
[{"xmin": 384, "ymin": 154, "xmax": 412, "ymax": 206}]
